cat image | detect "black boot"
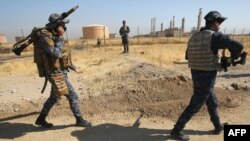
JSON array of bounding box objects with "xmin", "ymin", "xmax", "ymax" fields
[
  {"xmin": 170, "ymin": 128, "xmax": 190, "ymax": 141},
  {"xmin": 213, "ymin": 122, "xmax": 228, "ymax": 134},
  {"xmin": 75, "ymin": 116, "xmax": 92, "ymax": 127},
  {"xmin": 35, "ymin": 113, "xmax": 53, "ymax": 128}
]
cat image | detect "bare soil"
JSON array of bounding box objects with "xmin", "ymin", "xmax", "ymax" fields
[{"xmin": 0, "ymin": 51, "xmax": 249, "ymax": 141}]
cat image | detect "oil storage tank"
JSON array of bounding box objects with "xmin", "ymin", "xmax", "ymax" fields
[
  {"xmin": 0, "ymin": 34, "xmax": 7, "ymax": 43},
  {"xmin": 82, "ymin": 24, "xmax": 109, "ymax": 39}
]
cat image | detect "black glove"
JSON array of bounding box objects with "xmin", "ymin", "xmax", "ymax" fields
[
  {"xmin": 232, "ymin": 51, "xmax": 248, "ymax": 66},
  {"xmin": 221, "ymin": 56, "xmax": 232, "ymax": 72}
]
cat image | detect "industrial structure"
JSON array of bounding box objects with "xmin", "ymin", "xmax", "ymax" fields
[
  {"xmin": 0, "ymin": 34, "xmax": 7, "ymax": 43},
  {"xmin": 15, "ymin": 36, "xmax": 25, "ymax": 42},
  {"xmin": 82, "ymin": 24, "xmax": 109, "ymax": 39},
  {"xmin": 150, "ymin": 17, "xmax": 156, "ymax": 36},
  {"xmin": 164, "ymin": 16, "xmax": 183, "ymax": 37},
  {"xmin": 109, "ymin": 33, "xmax": 118, "ymax": 38},
  {"xmin": 197, "ymin": 8, "xmax": 202, "ymax": 31},
  {"xmin": 150, "ymin": 8, "xmax": 202, "ymax": 37}
]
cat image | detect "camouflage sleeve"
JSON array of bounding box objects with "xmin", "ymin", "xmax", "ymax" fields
[{"xmin": 40, "ymin": 34, "xmax": 64, "ymax": 58}]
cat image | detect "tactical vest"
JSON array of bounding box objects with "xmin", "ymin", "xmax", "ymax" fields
[
  {"xmin": 187, "ymin": 30, "xmax": 220, "ymax": 71},
  {"xmin": 34, "ymin": 29, "xmax": 73, "ymax": 76},
  {"xmin": 120, "ymin": 26, "xmax": 129, "ymax": 37}
]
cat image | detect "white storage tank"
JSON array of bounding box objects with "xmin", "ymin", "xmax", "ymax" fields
[
  {"xmin": 0, "ymin": 34, "xmax": 7, "ymax": 43},
  {"xmin": 82, "ymin": 24, "xmax": 109, "ymax": 39}
]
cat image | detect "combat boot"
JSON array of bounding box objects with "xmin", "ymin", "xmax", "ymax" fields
[
  {"xmin": 170, "ymin": 129, "xmax": 190, "ymax": 141},
  {"xmin": 75, "ymin": 116, "xmax": 92, "ymax": 127},
  {"xmin": 35, "ymin": 113, "xmax": 53, "ymax": 128},
  {"xmin": 213, "ymin": 122, "xmax": 228, "ymax": 134}
]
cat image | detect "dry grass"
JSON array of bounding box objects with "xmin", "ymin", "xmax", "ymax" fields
[
  {"xmin": 132, "ymin": 44, "xmax": 187, "ymax": 66},
  {"xmin": 0, "ymin": 36, "xmax": 249, "ymax": 76}
]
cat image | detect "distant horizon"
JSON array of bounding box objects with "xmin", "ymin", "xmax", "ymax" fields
[{"xmin": 1, "ymin": 0, "xmax": 250, "ymax": 42}]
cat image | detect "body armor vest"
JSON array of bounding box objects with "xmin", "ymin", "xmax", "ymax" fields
[
  {"xmin": 34, "ymin": 29, "xmax": 73, "ymax": 76},
  {"xmin": 187, "ymin": 30, "xmax": 220, "ymax": 71}
]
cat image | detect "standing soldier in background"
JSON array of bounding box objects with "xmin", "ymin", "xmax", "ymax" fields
[
  {"xmin": 170, "ymin": 11, "xmax": 246, "ymax": 140},
  {"xmin": 119, "ymin": 20, "xmax": 130, "ymax": 53},
  {"xmin": 34, "ymin": 13, "xmax": 92, "ymax": 128}
]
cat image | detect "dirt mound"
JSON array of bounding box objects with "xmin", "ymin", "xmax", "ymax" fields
[
  {"xmin": 8, "ymin": 63, "xmax": 246, "ymax": 121},
  {"xmin": 82, "ymin": 63, "xmax": 244, "ymax": 118},
  {"xmin": 0, "ymin": 61, "xmax": 247, "ymax": 124}
]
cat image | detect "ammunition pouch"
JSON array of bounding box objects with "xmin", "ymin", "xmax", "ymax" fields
[
  {"xmin": 50, "ymin": 73, "xmax": 69, "ymax": 96},
  {"xmin": 44, "ymin": 49, "xmax": 73, "ymax": 71},
  {"xmin": 60, "ymin": 49, "xmax": 73, "ymax": 68}
]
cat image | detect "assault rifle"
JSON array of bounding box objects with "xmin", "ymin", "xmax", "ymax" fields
[
  {"xmin": 12, "ymin": 5, "xmax": 79, "ymax": 56},
  {"xmin": 221, "ymin": 51, "xmax": 248, "ymax": 72}
]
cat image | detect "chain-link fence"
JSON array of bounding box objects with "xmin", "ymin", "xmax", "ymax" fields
[{"xmin": 1, "ymin": 27, "xmax": 250, "ymax": 44}]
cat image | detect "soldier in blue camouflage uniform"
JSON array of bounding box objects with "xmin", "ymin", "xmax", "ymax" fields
[
  {"xmin": 119, "ymin": 20, "xmax": 130, "ymax": 53},
  {"xmin": 170, "ymin": 11, "xmax": 244, "ymax": 140},
  {"xmin": 35, "ymin": 13, "xmax": 92, "ymax": 128}
]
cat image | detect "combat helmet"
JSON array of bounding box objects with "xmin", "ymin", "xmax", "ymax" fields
[
  {"xmin": 204, "ymin": 11, "xmax": 227, "ymax": 23},
  {"xmin": 48, "ymin": 13, "xmax": 70, "ymax": 24}
]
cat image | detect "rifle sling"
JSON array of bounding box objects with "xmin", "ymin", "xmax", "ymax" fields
[{"xmin": 41, "ymin": 77, "xmax": 48, "ymax": 94}]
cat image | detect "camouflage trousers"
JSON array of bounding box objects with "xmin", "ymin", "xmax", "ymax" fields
[
  {"xmin": 40, "ymin": 73, "xmax": 82, "ymax": 117},
  {"xmin": 173, "ymin": 69, "xmax": 221, "ymax": 131}
]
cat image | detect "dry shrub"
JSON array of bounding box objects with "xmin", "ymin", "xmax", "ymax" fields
[
  {"xmin": 133, "ymin": 44, "xmax": 187, "ymax": 66},
  {"xmin": 1, "ymin": 36, "xmax": 249, "ymax": 76},
  {"xmin": 0, "ymin": 59, "xmax": 36, "ymax": 75}
]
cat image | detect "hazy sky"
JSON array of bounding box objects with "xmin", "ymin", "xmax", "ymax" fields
[{"xmin": 1, "ymin": 0, "xmax": 250, "ymax": 41}]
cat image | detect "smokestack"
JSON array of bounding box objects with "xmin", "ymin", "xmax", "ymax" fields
[
  {"xmin": 151, "ymin": 18, "xmax": 153, "ymax": 33},
  {"xmin": 173, "ymin": 16, "xmax": 175, "ymax": 28},
  {"xmin": 182, "ymin": 18, "xmax": 185, "ymax": 32},
  {"xmin": 161, "ymin": 23, "xmax": 163, "ymax": 31},
  {"xmin": 170, "ymin": 21, "xmax": 172, "ymax": 29},
  {"xmin": 197, "ymin": 8, "xmax": 202, "ymax": 31}
]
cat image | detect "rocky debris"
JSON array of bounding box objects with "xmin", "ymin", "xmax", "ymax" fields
[
  {"xmin": 14, "ymin": 108, "xmax": 19, "ymax": 112},
  {"xmin": 226, "ymin": 86, "xmax": 235, "ymax": 91},
  {"xmin": 231, "ymin": 83, "xmax": 240, "ymax": 90},
  {"xmin": 230, "ymin": 83, "xmax": 250, "ymax": 91},
  {"xmin": 90, "ymin": 92, "xmax": 101, "ymax": 98},
  {"xmin": 178, "ymin": 81, "xmax": 183, "ymax": 85},
  {"xmin": 178, "ymin": 75, "xmax": 188, "ymax": 82},
  {"xmin": 242, "ymin": 86, "xmax": 250, "ymax": 91},
  {"xmin": 11, "ymin": 89, "xmax": 17, "ymax": 93},
  {"xmin": 22, "ymin": 97, "xmax": 31, "ymax": 102}
]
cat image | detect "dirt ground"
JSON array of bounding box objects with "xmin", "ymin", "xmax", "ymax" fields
[{"xmin": 0, "ymin": 48, "xmax": 250, "ymax": 141}]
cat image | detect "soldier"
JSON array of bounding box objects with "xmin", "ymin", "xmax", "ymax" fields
[
  {"xmin": 97, "ymin": 37, "xmax": 101, "ymax": 47},
  {"xmin": 119, "ymin": 20, "xmax": 130, "ymax": 53},
  {"xmin": 170, "ymin": 11, "xmax": 245, "ymax": 140},
  {"xmin": 35, "ymin": 13, "xmax": 92, "ymax": 128}
]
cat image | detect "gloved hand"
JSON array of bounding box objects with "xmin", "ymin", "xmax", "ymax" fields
[
  {"xmin": 232, "ymin": 51, "xmax": 248, "ymax": 66},
  {"xmin": 221, "ymin": 56, "xmax": 232, "ymax": 72}
]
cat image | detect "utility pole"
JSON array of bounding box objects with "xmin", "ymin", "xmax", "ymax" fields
[
  {"xmin": 232, "ymin": 27, "xmax": 236, "ymax": 39},
  {"xmin": 103, "ymin": 26, "xmax": 106, "ymax": 45},
  {"xmin": 21, "ymin": 28, "xmax": 25, "ymax": 37},
  {"xmin": 241, "ymin": 28, "xmax": 245, "ymax": 42},
  {"xmin": 137, "ymin": 26, "xmax": 140, "ymax": 44}
]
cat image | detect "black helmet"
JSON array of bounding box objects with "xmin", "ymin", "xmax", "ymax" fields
[
  {"xmin": 204, "ymin": 11, "xmax": 227, "ymax": 23},
  {"xmin": 48, "ymin": 13, "xmax": 70, "ymax": 24}
]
